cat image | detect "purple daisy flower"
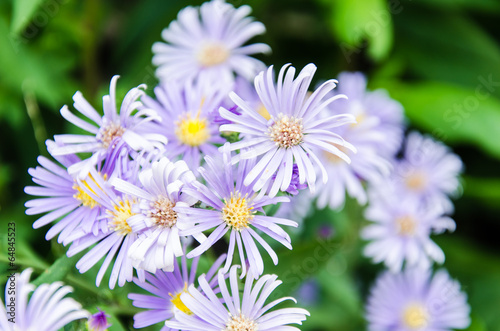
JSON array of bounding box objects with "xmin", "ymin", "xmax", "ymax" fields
[
  {"xmin": 0, "ymin": 268, "xmax": 88, "ymax": 331},
  {"xmin": 50, "ymin": 75, "xmax": 166, "ymax": 177},
  {"xmin": 152, "ymin": 0, "xmax": 270, "ymax": 85},
  {"xmin": 366, "ymin": 269, "xmax": 470, "ymax": 331},
  {"xmin": 390, "ymin": 131, "xmax": 463, "ymax": 213},
  {"xmin": 25, "ymin": 140, "xmax": 110, "ymax": 245},
  {"xmin": 176, "ymin": 143, "xmax": 296, "ymax": 278},
  {"xmin": 219, "ymin": 63, "xmax": 356, "ymax": 196},
  {"xmin": 87, "ymin": 308, "xmax": 111, "ymax": 331},
  {"xmin": 129, "ymin": 253, "xmax": 226, "ymax": 330},
  {"xmin": 111, "ymin": 157, "xmax": 198, "ymax": 273},
  {"xmin": 142, "ymin": 79, "xmax": 226, "ymax": 172},
  {"xmin": 361, "ymin": 196, "xmax": 456, "ymax": 271},
  {"xmin": 165, "ymin": 265, "xmax": 310, "ymax": 330},
  {"xmin": 65, "ymin": 174, "xmax": 145, "ymax": 289},
  {"xmin": 334, "ymin": 71, "xmax": 405, "ymax": 157}
]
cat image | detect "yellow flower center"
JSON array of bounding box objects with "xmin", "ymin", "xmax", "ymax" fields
[
  {"xmin": 402, "ymin": 303, "xmax": 429, "ymax": 329},
  {"xmin": 396, "ymin": 215, "xmax": 417, "ymax": 236},
  {"xmin": 107, "ymin": 198, "xmax": 136, "ymax": 236},
  {"xmin": 175, "ymin": 112, "xmax": 211, "ymax": 147},
  {"xmin": 73, "ymin": 173, "xmax": 107, "ymax": 209},
  {"xmin": 405, "ymin": 171, "xmax": 428, "ymax": 192},
  {"xmin": 197, "ymin": 42, "xmax": 230, "ymax": 67},
  {"xmin": 99, "ymin": 122, "xmax": 126, "ymax": 149},
  {"xmin": 148, "ymin": 196, "xmax": 177, "ymax": 227},
  {"xmin": 257, "ymin": 104, "xmax": 271, "ymax": 121},
  {"xmin": 169, "ymin": 283, "xmax": 192, "ymax": 315},
  {"xmin": 269, "ymin": 114, "xmax": 304, "ymax": 149},
  {"xmin": 225, "ymin": 314, "xmax": 258, "ymax": 331},
  {"xmin": 222, "ymin": 192, "xmax": 254, "ymax": 231}
]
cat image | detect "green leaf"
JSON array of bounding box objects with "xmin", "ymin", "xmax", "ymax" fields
[
  {"xmin": 418, "ymin": 0, "xmax": 500, "ymax": 12},
  {"xmin": 463, "ymin": 176, "xmax": 500, "ymax": 208},
  {"xmin": 373, "ymin": 80, "xmax": 500, "ymax": 159},
  {"xmin": 11, "ymin": 0, "xmax": 45, "ymax": 35},
  {"xmin": 394, "ymin": 8, "xmax": 500, "ymax": 99},
  {"xmin": 328, "ymin": 0, "xmax": 394, "ymax": 61},
  {"xmin": 32, "ymin": 253, "xmax": 80, "ymax": 286}
]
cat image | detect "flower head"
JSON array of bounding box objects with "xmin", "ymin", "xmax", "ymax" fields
[
  {"xmin": 152, "ymin": 0, "xmax": 270, "ymax": 85},
  {"xmin": 51, "ymin": 75, "xmax": 166, "ymax": 177},
  {"xmin": 165, "ymin": 266, "xmax": 309, "ymax": 331},
  {"xmin": 142, "ymin": 79, "xmax": 226, "ymax": 171},
  {"xmin": 361, "ymin": 195, "xmax": 456, "ymax": 271},
  {"xmin": 87, "ymin": 309, "xmax": 111, "ymax": 331},
  {"xmin": 129, "ymin": 254, "xmax": 226, "ymax": 330},
  {"xmin": 177, "ymin": 144, "xmax": 296, "ymax": 278},
  {"xmin": 220, "ymin": 63, "xmax": 356, "ymax": 196},
  {"xmin": 0, "ymin": 269, "xmax": 88, "ymax": 331},
  {"xmin": 111, "ymin": 157, "xmax": 197, "ymax": 273},
  {"xmin": 366, "ymin": 269, "xmax": 470, "ymax": 331}
]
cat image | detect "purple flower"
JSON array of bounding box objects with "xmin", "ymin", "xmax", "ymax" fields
[
  {"xmin": 0, "ymin": 268, "xmax": 88, "ymax": 331},
  {"xmin": 165, "ymin": 266, "xmax": 310, "ymax": 330},
  {"xmin": 176, "ymin": 143, "xmax": 296, "ymax": 278},
  {"xmin": 152, "ymin": 0, "xmax": 270, "ymax": 85},
  {"xmin": 111, "ymin": 157, "xmax": 198, "ymax": 273},
  {"xmin": 65, "ymin": 175, "xmax": 145, "ymax": 289},
  {"xmin": 366, "ymin": 269, "xmax": 470, "ymax": 331},
  {"xmin": 272, "ymin": 163, "xmax": 308, "ymax": 195},
  {"xmin": 87, "ymin": 309, "xmax": 111, "ymax": 331},
  {"xmin": 361, "ymin": 196, "xmax": 456, "ymax": 271},
  {"xmin": 50, "ymin": 75, "xmax": 166, "ymax": 177},
  {"xmin": 219, "ymin": 63, "xmax": 356, "ymax": 197},
  {"xmin": 25, "ymin": 140, "xmax": 109, "ymax": 245},
  {"xmin": 129, "ymin": 254, "xmax": 226, "ymax": 330},
  {"xmin": 334, "ymin": 71, "xmax": 405, "ymax": 157},
  {"xmin": 389, "ymin": 131, "xmax": 463, "ymax": 213},
  {"xmin": 142, "ymin": 79, "xmax": 226, "ymax": 172}
]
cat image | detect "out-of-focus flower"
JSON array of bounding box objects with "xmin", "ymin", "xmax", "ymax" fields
[
  {"xmin": 334, "ymin": 71, "xmax": 405, "ymax": 157},
  {"xmin": 176, "ymin": 144, "xmax": 296, "ymax": 278},
  {"xmin": 111, "ymin": 157, "xmax": 197, "ymax": 273},
  {"xmin": 0, "ymin": 269, "xmax": 88, "ymax": 331},
  {"xmin": 87, "ymin": 309, "xmax": 111, "ymax": 331},
  {"xmin": 142, "ymin": 79, "xmax": 226, "ymax": 172},
  {"xmin": 389, "ymin": 131, "xmax": 463, "ymax": 213},
  {"xmin": 51, "ymin": 75, "xmax": 166, "ymax": 177},
  {"xmin": 129, "ymin": 254, "xmax": 226, "ymax": 331},
  {"xmin": 361, "ymin": 196, "xmax": 456, "ymax": 271},
  {"xmin": 152, "ymin": 0, "xmax": 270, "ymax": 85},
  {"xmin": 165, "ymin": 266, "xmax": 310, "ymax": 330},
  {"xmin": 366, "ymin": 269, "xmax": 470, "ymax": 331},
  {"xmin": 220, "ymin": 63, "xmax": 356, "ymax": 196}
]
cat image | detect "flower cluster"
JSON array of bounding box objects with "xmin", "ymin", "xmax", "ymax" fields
[{"xmin": 20, "ymin": 0, "xmax": 471, "ymax": 330}]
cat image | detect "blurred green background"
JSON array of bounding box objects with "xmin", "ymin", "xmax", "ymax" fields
[{"xmin": 1, "ymin": 0, "xmax": 500, "ymax": 330}]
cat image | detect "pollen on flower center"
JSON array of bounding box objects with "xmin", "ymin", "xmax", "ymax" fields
[
  {"xmin": 99, "ymin": 122, "xmax": 126, "ymax": 149},
  {"xmin": 107, "ymin": 198, "xmax": 136, "ymax": 236},
  {"xmin": 169, "ymin": 283, "xmax": 192, "ymax": 315},
  {"xmin": 225, "ymin": 314, "xmax": 258, "ymax": 331},
  {"xmin": 222, "ymin": 192, "xmax": 254, "ymax": 231},
  {"xmin": 396, "ymin": 215, "xmax": 417, "ymax": 236},
  {"xmin": 148, "ymin": 196, "xmax": 177, "ymax": 227},
  {"xmin": 175, "ymin": 112, "xmax": 211, "ymax": 147},
  {"xmin": 402, "ymin": 303, "xmax": 429, "ymax": 329},
  {"xmin": 405, "ymin": 171, "xmax": 428, "ymax": 191},
  {"xmin": 197, "ymin": 42, "xmax": 230, "ymax": 67},
  {"xmin": 72, "ymin": 173, "xmax": 107, "ymax": 209},
  {"xmin": 269, "ymin": 114, "xmax": 304, "ymax": 149}
]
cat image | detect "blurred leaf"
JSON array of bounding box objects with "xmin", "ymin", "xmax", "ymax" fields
[
  {"xmin": 32, "ymin": 253, "xmax": 80, "ymax": 286},
  {"xmin": 394, "ymin": 7, "xmax": 500, "ymax": 99},
  {"xmin": 373, "ymin": 80, "xmax": 500, "ymax": 159},
  {"xmin": 327, "ymin": 0, "xmax": 393, "ymax": 61},
  {"xmin": 11, "ymin": 0, "xmax": 44, "ymax": 35},
  {"xmin": 463, "ymin": 176, "xmax": 500, "ymax": 208}
]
